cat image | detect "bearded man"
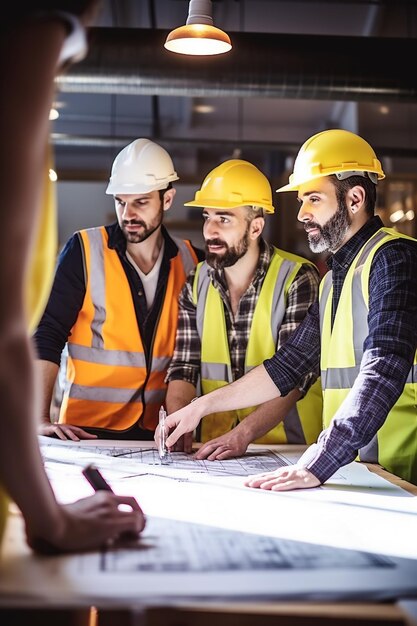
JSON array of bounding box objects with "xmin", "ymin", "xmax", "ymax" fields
[
  {"xmin": 160, "ymin": 131, "xmax": 417, "ymax": 488},
  {"xmin": 34, "ymin": 138, "xmax": 204, "ymax": 441},
  {"xmin": 165, "ymin": 159, "xmax": 322, "ymax": 456}
]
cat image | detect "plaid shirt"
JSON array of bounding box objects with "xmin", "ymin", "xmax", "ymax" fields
[
  {"xmin": 166, "ymin": 238, "xmax": 320, "ymax": 394},
  {"xmin": 264, "ymin": 216, "xmax": 417, "ymax": 483}
]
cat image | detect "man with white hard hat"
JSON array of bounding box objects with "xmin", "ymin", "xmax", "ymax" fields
[{"xmin": 34, "ymin": 138, "xmax": 203, "ymax": 440}]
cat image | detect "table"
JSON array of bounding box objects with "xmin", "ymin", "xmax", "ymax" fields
[{"xmin": 1, "ymin": 442, "xmax": 417, "ymax": 626}]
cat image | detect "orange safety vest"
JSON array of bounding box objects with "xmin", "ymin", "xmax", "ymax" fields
[{"xmin": 59, "ymin": 226, "xmax": 198, "ymax": 432}]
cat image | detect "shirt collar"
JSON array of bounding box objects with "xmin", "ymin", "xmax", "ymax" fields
[
  {"xmin": 107, "ymin": 222, "xmax": 179, "ymax": 261},
  {"xmin": 327, "ymin": 215, "xmax": 384, "ymax": 272}
]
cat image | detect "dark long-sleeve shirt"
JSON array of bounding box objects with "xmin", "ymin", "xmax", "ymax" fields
[{"xmin": 264, "ymin": 216, "xmax": 417, "ymax": 483}]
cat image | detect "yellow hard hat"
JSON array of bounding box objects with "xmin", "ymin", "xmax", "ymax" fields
[
  {"xmin": 185, "ymin": 159, "xmax": 275, "ymax": 214},
  {"xmin": 276, "ymin": 129, "xmax": 385, "ymax": 193}
]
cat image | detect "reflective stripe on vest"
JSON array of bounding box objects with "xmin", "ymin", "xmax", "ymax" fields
[
  {"xmin": 319, "ymin": 227, "xmax": 417, "ymax": 483},
  {"xmin": 193, "ymin": 248, "xmax": 323, "ymax": 444},
  {"xmin": 60, "ymin": 226, "xmax": 197, "ymax": 431}
]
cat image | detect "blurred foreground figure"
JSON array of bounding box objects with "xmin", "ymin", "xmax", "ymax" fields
[{"xmin": 0, "ymin": 3, "xmax": 145, "ymax": 554}]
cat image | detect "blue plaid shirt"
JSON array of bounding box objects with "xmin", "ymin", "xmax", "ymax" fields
[{"xmin": 264, "ymin": 216, "xmax": 417, "ymax": 483}]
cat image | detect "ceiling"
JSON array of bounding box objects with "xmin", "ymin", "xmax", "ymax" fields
[{"xmin": 51, "ymin": 0, "xmax": 417, "ymax": 187}]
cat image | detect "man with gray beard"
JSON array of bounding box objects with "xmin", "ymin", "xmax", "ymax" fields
[{"xmin": 159, "ymin": 130, "xmax": 417, "ymax": 487}]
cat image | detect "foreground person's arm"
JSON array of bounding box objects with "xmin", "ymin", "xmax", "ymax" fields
[{"xmin": 0, "ymin": 6, "xmax": 145, "ymax": 553}]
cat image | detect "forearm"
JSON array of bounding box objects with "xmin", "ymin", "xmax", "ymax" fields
[
  {"xmin": 164, "ymin": 364, "xmax": 282, "ymax": 449},
  {"xmin": 0, "ymin": 18, "xmax": 73, "ymax": 541},
  {"xmin": 0, "ymin": 332, "xmax": 62, "ymax": 537},
  {"xmin": 237, "ymin": 389, "xmax": 302, "ymax": 442},
  {"xmin": 166, "ymin": 380, "xmax": 197, "ymax": 413},
  {"xmin": 197, "ymin": 364, "xmax": 280, "ymax": 418},
  {"xmin": 35, "ymin": 359, "xmax": 60, "ymax": 423}
]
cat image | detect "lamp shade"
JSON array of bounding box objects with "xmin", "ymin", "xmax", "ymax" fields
[
  {"xmin": 164, "ymin": 0, "xmax": 232, "ymax": 56},
  {"xmin": 164, "ymin": 24, "xmax": 232, "ymax": 56}
]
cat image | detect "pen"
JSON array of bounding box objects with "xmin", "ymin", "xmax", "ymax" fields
[
  {"xmin": 82, "ymin": 464, "xmax": 138, "ymax": 541},
  {"xmin": 158, "ymin": 405, "xmax": 172, "ymax": 464},
  {"xmin": 82, "ymin": 464, "xmax": 115, "ymax": 492}
]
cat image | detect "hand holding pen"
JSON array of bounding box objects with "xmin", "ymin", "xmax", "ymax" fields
[{"xmin": 82, "ymin": 464, "xmax": 146, "ymax": 541}]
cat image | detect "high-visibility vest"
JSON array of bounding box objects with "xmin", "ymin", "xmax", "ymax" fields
[
  {"xmin": 320, "ymin": 227, "xmax": 417, "ymax": 483},
  {"xmin": 59, "ymin": 227, "xmax": 198, "ymax": 432},
  {"xmin": 193, "ymin": 248, "xmax": 323, "ymax": 443}
]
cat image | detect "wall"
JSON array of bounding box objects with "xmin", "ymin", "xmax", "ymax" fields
[{"xmin": 57, "ymin": 181, "xmax": 204, "ymax": 250}]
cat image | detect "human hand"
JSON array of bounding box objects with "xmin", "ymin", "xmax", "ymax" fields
[
  {"xmin": 244, "ymin": 465, "xmax": 321, "ymax": 491},
  {"xmin": 171, "ymin": 432, "xmax": 193, "ymax": 454},
  {"xmin": 38, "ymin": 422, "xmax": 97, "ymax": 441},
  {"xmin": 155, "ymin": 402, "xmax": 203, "ymax": 450},
  {"xmin": 194, "ymin": 429, "xmax": 250, "ymax": 460},
  {"xmin": 26, "ymin": 490, "xmax": 146, "ymax": 554}
]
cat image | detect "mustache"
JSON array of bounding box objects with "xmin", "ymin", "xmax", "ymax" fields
[
  {"xmin": 205, "ymin": 238, "xmax": 227, "ymax": 247},
  {"xmin": 304, "ymin": 221, "xmax": 321, "ymax": 233},
  {"xmin": 123, "ymin": 219, "xmax": 146, "ymax": 228}
]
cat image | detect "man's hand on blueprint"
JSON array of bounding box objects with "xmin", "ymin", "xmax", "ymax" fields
[
  {"xmin": 194, "ymin": 427, "xmax": 250, "ymax": 461},
  {"xmin": 244, "ymin": 465, "xmax": 320, "ymax": 491}
]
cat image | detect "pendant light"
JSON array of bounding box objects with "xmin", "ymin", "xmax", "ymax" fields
[{"xmin": 164, "ymin": 0, "xmax": 232, "ymax": 56}]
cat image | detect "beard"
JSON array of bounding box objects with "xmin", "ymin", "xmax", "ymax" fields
[
  {"xmin": 120, "ymin": 207, "xmax": 163, "ymax": 244},
  {"xmin": 305, "ymin": 199, "xmax": 352, "ymax": 253},
  {"xmin": 205, "ymin": 227, "xmax": 250, "ymax": 270}
]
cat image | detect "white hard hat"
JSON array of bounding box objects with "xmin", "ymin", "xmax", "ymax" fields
[{"xmin": 106, "ymin": 138, "xmax": 179, "ymax": 195}]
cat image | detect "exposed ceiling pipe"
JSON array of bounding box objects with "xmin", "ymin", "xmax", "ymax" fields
[
  {"xmin": 56, "ymin": 28, "xmax": 417, "ymax": 102},
  {"xmin": 51, "ymin": 133, "xmax": 417, "ymax": 159}
]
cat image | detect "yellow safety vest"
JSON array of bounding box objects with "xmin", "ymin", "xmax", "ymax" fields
[
  {"xmin": 193, "ymin": 248, "xmax": 323, "ymax": 443},
  {"xmin": 320, "ymin": 227, "xmax": 417, "ymax": 483},
  {"xmin": 60, "ymin": 227, "xmax": 198, "ymax": 432}
]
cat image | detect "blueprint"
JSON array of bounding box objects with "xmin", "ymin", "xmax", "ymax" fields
[
  {"xmin": 38, "ymin": 436, "xmax": 294, "ymax": 478},
  {"xmin": 83, "ymin": 515, "xmax": 392, "ymax": 574}
]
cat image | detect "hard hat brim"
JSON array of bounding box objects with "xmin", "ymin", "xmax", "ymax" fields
[
  {"xmin": 184, "ymin": 199, "xmax": 274, "ymax": 214},
  {"xmin": 106, "ymin": 175, "xmax": 179, "ymax": 195},
  {"xmin": 276, "ymin": 169, "xmax": 385, "ymax": 194},
  {"xmin": 276, "ymin": 181, "xmax": 298, "ymax": 193}
]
